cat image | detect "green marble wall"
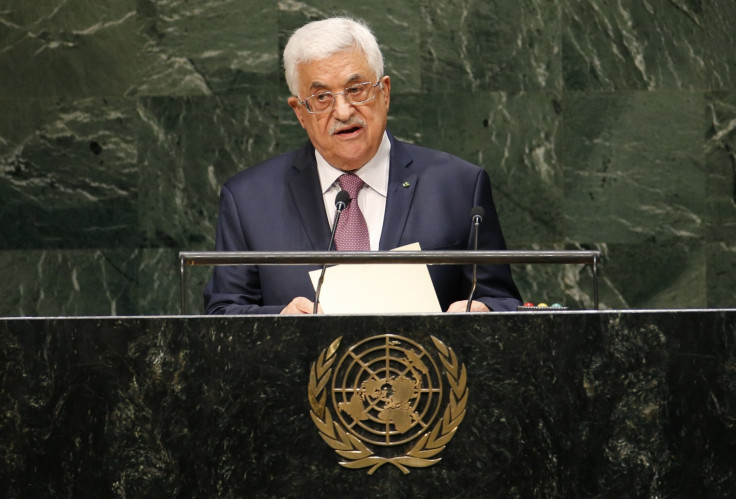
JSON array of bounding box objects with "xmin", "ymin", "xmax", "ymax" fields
[{"xmin": 1, "ymin": 0, "xmax": 734, "ymax": 315}]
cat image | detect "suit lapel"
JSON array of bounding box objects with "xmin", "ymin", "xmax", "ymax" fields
[
  {"xmin": 379, "ymin": 136, "xmax": 417, "ymax": 250},
  {"xmin": 287, "ymin": 143, "xmax": 331, "ymax": 250},
  {"xmin": 287, "ymin": 135, "xmax": 417, "ymax": 251}
]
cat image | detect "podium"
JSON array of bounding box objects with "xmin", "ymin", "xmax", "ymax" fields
[{"xmin": 2, "ymin": 310, "xmax": 735, "ymax": 497}]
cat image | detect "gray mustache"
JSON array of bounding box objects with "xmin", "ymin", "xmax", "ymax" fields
[{"xmin": 329, "ymin": 117, "xmax": 367, "ymax": 136}]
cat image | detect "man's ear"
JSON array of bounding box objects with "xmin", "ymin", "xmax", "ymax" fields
[
  {"xmin": 288, "ymin": 97, "xmax": 306, "ymax": 129},
  {"xmin": 381, "ymin": 75, "xmax": 391, "ymax": 112}
]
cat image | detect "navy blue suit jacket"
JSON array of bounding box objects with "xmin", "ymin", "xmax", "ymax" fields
[{"xmin": 204, "ymin": 133, "xmax": 522, "ymax": 314}]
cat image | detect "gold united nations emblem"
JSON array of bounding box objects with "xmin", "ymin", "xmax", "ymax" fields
[{"xmin": 308, "ymin": 334, "xmax": 468, "ymax": 474}]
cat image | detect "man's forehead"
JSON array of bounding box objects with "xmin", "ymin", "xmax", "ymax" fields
[
  {"xmin": 297, "ymin": 49, "xmax": 374, "ymax": 88},
  {"xmin": 307, "ymin": 73, "xmax": 368, "ymax": 90}
]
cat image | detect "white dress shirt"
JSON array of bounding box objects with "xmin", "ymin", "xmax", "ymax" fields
[{"xmin": 316, "ymin": 132, "xmax": 391, "ymax": 251}]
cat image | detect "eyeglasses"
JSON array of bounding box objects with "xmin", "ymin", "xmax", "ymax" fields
[{"xmin": 298, "ymin": 80, "xmax": 382, "ymax": 114}]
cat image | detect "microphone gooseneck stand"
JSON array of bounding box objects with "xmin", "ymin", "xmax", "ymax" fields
[
  {"xmin": 313, "ymin": 190, "xmax": 351, "ymax": 314},
  {"xmin": 466, "ymin": 206, "xmax": 485, "ymax": 312}
]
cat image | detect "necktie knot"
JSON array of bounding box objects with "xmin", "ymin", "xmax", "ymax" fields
[{"xmin": 338, "ymin": 173, "xmax": 364, "ymax": 199}]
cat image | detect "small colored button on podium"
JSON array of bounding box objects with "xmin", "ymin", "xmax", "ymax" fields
[{"xmin": 517, "ymin": 301, "xmax": 569, "ymax": 311}]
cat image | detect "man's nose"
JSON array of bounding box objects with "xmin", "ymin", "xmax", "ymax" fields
[{"xmin": 332, "ymin": 93, "xmax": 354, "ymax": 120}]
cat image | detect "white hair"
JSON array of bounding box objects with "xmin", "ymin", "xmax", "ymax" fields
[{"xmin": 283, "ymin": 17, "xmax": 384, "ymax": 96}]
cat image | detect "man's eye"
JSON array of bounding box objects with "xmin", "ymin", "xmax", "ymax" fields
[
  {"xmin": 314, "ymin": 93, "xmax": 332, "ymax": 103},
  {"xmin": 346, "ymin": 86, "xmax": 362, "ymax": 95}
]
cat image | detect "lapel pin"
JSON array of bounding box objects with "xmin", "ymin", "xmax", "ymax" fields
[{"xmin": 402, "ymin": 181, "xmax": 410, "ymax": 188}]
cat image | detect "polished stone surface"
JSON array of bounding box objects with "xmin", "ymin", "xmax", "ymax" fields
[
  {"xmin": 1, "ymin": 1, "xmax": 735, "ymax": 315},
  {"xmin": 1, "ymin": 311, "xmax": 735, "ymax": 497}
]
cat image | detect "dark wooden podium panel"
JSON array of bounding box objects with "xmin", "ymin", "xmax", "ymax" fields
[{"xmin": 2, "ymin": 311, "xmax": 735, "ymax": 497}]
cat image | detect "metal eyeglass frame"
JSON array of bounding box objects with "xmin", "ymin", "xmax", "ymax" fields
[{"xmin": 298, "ymin": 80, "xmax": 382, "ymax": 114}]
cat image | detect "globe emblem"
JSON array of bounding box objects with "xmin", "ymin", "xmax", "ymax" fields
[{"xmin": 331, "ymin": 334, "xmax": 443, "ymax": 446}]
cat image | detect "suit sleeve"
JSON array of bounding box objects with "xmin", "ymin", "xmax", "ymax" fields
[
  {"xmin": 203, "ymin": 185, "xmax": 284, "ymax": 315},
  {"xmin": 467, "ymin": 169, "xmax": 523, "ymax": 311}
]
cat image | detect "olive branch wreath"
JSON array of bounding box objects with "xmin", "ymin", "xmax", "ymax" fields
[{"xmin": 308, "ymin": 335, "xmax": 468, "ymax": 475}]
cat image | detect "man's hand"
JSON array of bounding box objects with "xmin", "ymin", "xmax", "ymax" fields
[
  {"xmin": 280, "ymin": 297, "xmax": 322, "ymax": 315},
  {"xmin": 446, "ymin": 300, "xmax": 490, "ymax": 313}
]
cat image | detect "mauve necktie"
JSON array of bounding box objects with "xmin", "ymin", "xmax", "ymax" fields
[{"xmin": 334, "ymin": 173, "xmax": 370, "ymax": 251}]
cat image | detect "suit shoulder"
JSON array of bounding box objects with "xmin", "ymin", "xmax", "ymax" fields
[
  {"xmin": 396, "ymin": 140, "xmax": 483, "ymax": 176},
  {"xmin": 223, "ymin": 145, "xmax": 311, "ymax": 192}
]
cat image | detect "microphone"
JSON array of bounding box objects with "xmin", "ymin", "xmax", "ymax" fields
[
  {"xmin": 313, "ymin": 190, "xmax": 351, "ymax": 314},
  {"xmin": 466, "ymin": 206, "xmax": 485, "ymax": 312},
  {"xmin": 334, "ymin": 189, "xmax": 350, "ymax": 212}
]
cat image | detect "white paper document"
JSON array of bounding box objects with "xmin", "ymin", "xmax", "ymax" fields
[{"xmin": 308, "ymin": 243, "xmax": 442, "ymax": 314}]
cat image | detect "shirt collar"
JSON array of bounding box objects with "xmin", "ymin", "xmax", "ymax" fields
[{"xmin": 315, "ymin": 131, "xmax": 391, "ymax": 196}]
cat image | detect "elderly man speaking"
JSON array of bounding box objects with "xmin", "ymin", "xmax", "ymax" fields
[{"xmin": 204, "ymin": 17, "xmax": 522, "ymax": 315}]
